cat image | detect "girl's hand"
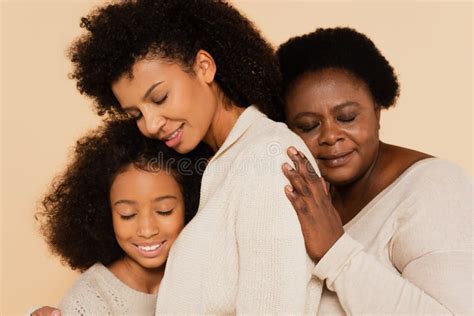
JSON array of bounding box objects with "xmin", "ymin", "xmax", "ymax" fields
[{"xmin": 282, "ymin": 147, "xmax": 344, "ymax": 263}]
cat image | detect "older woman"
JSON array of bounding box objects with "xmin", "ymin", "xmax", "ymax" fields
[{"xmin": 277, "ymin": 27, "xmax": 472, "ymax": 315}]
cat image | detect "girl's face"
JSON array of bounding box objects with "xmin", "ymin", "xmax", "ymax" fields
[
  {"xmin": 110, "ymin": 165, "xmax": 185, "ymax": 270},
  {"xmin": 285, "ymin": 68, "xmax": 381, "ymax": 186},
  {"xmin": 112, "ymin": 51, "xmax": 218, "ymax": 154}
]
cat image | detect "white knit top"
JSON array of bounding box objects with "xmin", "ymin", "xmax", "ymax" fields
[
  {"xmin": 59, "ymin": 263, "xmax": 157, "ymax": 315},
  {"xmin": 314, "ymin": 158, "xmax": 473, "ymax": 315},
  {"xmin": 155, "ymin": 106, "xmax": 323, "ymax": 314}
]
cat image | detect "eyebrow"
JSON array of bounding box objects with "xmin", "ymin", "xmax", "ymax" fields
[
  {"xmin": 332, "ymin": 101, "xmax": 359, "ymax": 112},
  {"xmin": 143, "ymin": 81, "xmax": 164, "ymax": 100},
  {"xmin": 112, "ymin": 195, "xmax": 177, "ymax": 207},
  {"xmin": 292, "ymin": 101, "xmax": 360, "ymax": 121}
]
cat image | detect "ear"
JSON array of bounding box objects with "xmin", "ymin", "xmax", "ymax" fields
[
  {"xmin": 194, "ymin": 50, "xmax": 216, "ymax": 84},
  {"xmin": 375, "ymin": 104, "xmax": 382, "ymax": 130}
]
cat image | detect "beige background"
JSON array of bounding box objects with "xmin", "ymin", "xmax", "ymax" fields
[{"xmin": 1, "ymin": 0, "xmax": 472, "ymax": 314}]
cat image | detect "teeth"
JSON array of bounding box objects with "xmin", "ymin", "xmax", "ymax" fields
[
  {"xmin": 166, "ymin": 129, "xmax": 180, "ymax": 141},
  {"xmin": 137, "ymin": 243, "xmax": 162, "ymax": 252}
]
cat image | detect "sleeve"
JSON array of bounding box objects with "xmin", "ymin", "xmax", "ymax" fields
[
  {"xmin": 233, "ymin": 141, "xmax": 318, "ymax": 314},
  {"xmin": 312, "ymin": 161, "xmax": 473, "ymax": 315}
]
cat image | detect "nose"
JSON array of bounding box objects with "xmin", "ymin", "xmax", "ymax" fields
[
  {"xmin": 141, "ymin": 105, "xmax": 166, "ymax": 136},
  {"xmin": 136, "ymin": 212, "xmax": 160, "ymax": 239},
  {"xmin": 318, "ymin": 121, "xmax": 343, "ymax": 146}
]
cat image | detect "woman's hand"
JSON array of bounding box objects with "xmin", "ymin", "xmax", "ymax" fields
[
  {"xmin": 30, "ymin": 306, "xmax": 61, "ymax": 316},
  {"xmin": 282, "ymin": 146, "xmax": 344, "ymax": 263}
]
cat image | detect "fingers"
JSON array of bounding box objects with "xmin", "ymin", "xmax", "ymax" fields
[
  {"xmin": 282, "ymin": 162, "xmax": 312, "ymax": 197},
  {"xmin": 284, "ymin": 184, "xmax": 310, "ymax": 216},
  {"xmin": 287, "ymin": 147, "xmax": 319, "ymax": 180},
  {"xmin": 320, "ymin": 177, "xmax": 329, "ymax": 195},
  {"xmin": 285, "ymin": 147, "xmax": 327, "ymax": 198}
]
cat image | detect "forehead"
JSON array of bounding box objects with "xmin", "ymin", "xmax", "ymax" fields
[
  {"xmin": 289, "ymin": 68, "xmax": 368, "ymax": 98},
  {"xmin": 110, "ymin": 165, "xmax": 182, "ymax": 198},
  {"xmin": 112, "ymin": 58, "xmax": 186, "ymax": 96},
  {"xmin": 285, "ymin": 68, "xmax": 373, "ymax": 112}
]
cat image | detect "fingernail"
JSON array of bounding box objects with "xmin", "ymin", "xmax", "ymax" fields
[
  {"xmin": 299, "ymin": 151, "xmax": 305, "ymax": 158},
  {"xmin": 284, "ymin": 163, "xmax": 294, "ymax": 171},
  {"xmin": 288, "ymin": 147, "xmax": 298, "ymax": 155},
  {"xmin": 285, "ymin": 185, "xmax": 294, "ymax": 192}
]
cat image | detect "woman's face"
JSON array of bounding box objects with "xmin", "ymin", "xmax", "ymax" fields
[
  {"xmin": 285, "ymin": 68, "xmax": 381, "ymax": 186},
  {"xmin": 112, "ymin": 52, "xmax": 218, "ymax": 154},
  {"xmin": 110, "ymin": 165, "xmax": 185, "ymax": 270}
]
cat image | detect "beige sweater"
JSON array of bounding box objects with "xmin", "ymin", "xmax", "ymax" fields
[
  {"xmin": 315, "ymin": 158, "xmax": 473, "ymax": 315},
  {"xmin": 155, "ymin": 106, "xmax": 323, "ymax": 314},
  {"xmin": 59, "ymin": 263, "xmax": 157, "ymax": 315}
]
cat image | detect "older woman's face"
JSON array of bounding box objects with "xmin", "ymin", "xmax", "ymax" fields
[{"xmin": 285, "ymin": 68, "xmax": 381, "ymax": 186}]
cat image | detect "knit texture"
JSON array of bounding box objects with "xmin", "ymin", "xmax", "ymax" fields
[
  {"xmin": 59, "ymin": 263, "xmax": 157, "ymax": 315},
  {"xmin": 313, "ymin": 158, "xmax": 473, "ymax": 315},
  {"xmin": 155, "ymin": 106, "xmax": 323, "ymax": 314}
]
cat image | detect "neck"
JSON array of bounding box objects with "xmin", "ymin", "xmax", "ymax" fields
[
  {"xmin": 108, "ymin": 257, "xmax": 164, "ymax": 294},
  {"xmin": 203, "ymin": 99, "xmax": 245, "ymax": 152}
]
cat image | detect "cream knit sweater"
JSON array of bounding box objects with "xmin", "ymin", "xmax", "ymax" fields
[
  {"xmin": 315, "ymin": 158, "xmax": 473, "ymax": 315},
  {"xmin": 59, "ymin": 263, "xmax": 157, "ymax": 315},
  {"xmin": 155, "ymin": 106, "xmax": 323, "ymax": 314}
]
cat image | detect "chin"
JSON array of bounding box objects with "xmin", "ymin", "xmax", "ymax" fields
[
  {"xmin": 321, "ymin": 170, "xmax": 354, "ymax": 186},
  {"xmin": 175, "ymin": 141, "xmax": 199, "ymax": 154},
  {"xmin": 137, "ymin": 258, "xmax": 167, "ymax": 270}
]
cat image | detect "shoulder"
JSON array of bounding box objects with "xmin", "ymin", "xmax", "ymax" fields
[
  {"xmin": 390, "ymin": 158, "xmax": 472, "ymax": 243},
  {"xmin": 401, "ymin": 158, "xmax": 472, "ymax": 192},
  {"xmin": 239, "ymin": 116, "xmax": 318, "ymax": 172},
  {"xmin": 58, "ymin": 264, "xmax": 111, "ymax": 314},
  {"xmin": 246, "ymin": 116, "xmax": 308, "ymax": 153}
]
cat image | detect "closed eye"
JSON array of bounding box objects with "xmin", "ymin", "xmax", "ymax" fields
[
  {"xmin": 297, "ymin": 122, "xmax": 320, "ymax": 133},
  {"xmin": 337, "ymin": 114, "xmax": 356, "ymax": 123},
  {"xmin": 120, "ymin": 214, "xmax": 136, "ymax": 220},
  {"xmin": 157, "ymin": 209, "xmax": 174, "ymax": 216},
  {"xmin": 153, "ymin": 94, "xmax": 168, "ymax": 105}
]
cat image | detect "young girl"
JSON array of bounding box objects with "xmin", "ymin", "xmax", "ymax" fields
[{"xmin": 37, "ymin": 119, "xmax": 209, "ymax": 314}]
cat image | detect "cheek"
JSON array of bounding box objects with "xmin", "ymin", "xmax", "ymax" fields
[
  {"xmin": 112, "ymin": 217, "xmax": 132, "ymax": 241},
  {"xmin": 164, "ymin": 212, "xmax": 185, "ymax": 237},
  {"xmin": 295, "ymin": 131, "xmax": 319, "ymax": 157},
  {"xmin": 346, "ymin": 119, "xmax": 379, "ymax": 146}
]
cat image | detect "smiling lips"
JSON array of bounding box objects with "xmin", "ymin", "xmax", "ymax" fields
[
  {"xmin": 134, "ymin": 241, "xmax": 167, "ymax": 258},
  {"xmin": 162, "ymin": 123, "xmax": 184, "ymax": 148},
  {"xmin": 317, "ymin": 151, "xmax": 354, "ymax": 168}
]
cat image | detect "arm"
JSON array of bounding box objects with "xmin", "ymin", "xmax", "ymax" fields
[
  {"xmin": 284, "ymin": 151, "xmax": 472, "ymax": 315},
  {"xmin": 233, "ymin": 146, "xmax": 318, "ymax": 314}
]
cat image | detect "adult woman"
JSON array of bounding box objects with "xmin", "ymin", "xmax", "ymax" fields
[
  {"xmin": 277, "ymin": 27, "xmax": 472, "ymax": 314},
  {"xmin": 37, "ymin": 120, "xmax": 208, "ymax": 314},
  {"xmin": 65, "ymin": 0, "xmax": 321, "ymax": 313}
]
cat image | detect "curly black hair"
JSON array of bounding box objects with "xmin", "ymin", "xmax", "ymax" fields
[
  {"xmin": 69, "ymin": 0, "xmax": 284, "ymax": 121},
  {"xmin": 38, "ymin": 119, "xmax": 211, "ymax": 272},
  {"xmin": 276, "ymin": 27, "xmax": 400, "ymax": 110}
]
